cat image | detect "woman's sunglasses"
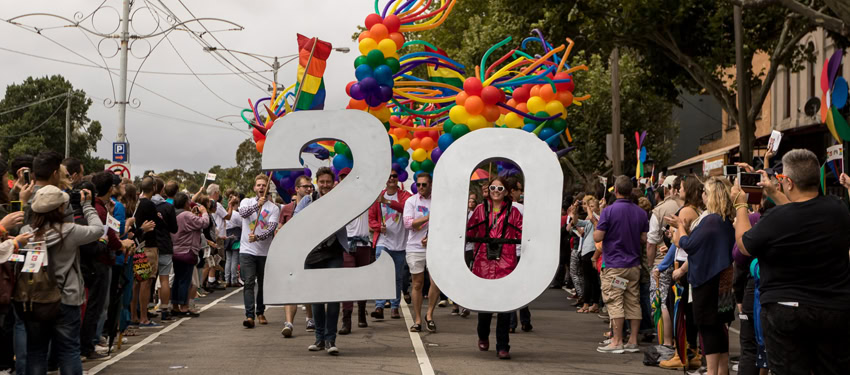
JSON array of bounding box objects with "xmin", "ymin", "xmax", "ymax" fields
[{"xmin": 489, "ymin": 185, "xmax": 505, "ymax": 192}]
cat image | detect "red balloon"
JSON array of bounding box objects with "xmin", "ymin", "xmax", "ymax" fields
[
  {"xmin": 463, "ymin": 77, "xmax": 483, "ymax": 96},
  {"xmin": 511, "ymin": 86, "xmax": 530, "ymax": 103},
  {"xmin": 553, "ymin": 72, "xmax": 571, "ymax": 91},
  {"xmin": 483, "ymin": 105, "xmax": 501, "ymax": 122},
  {"xmin": 345, "ymin": 81, "xmax": 356, "ymax": 96},
  {"xmin": 252, "ymin": 127, "xmax": 265, "ymax": 142},
  {"xmin": 480, "ymin": 86, "xmax": 503, "ymax": 105},
  {"xmin": 428, "ymin": 130, "xmax": 440, "ymax": 140},
  {"xmin": 365, "ymin": 14, "xmax": 383, "ymax": 29},
  {"xmin": 383, "ymin": 14, "xmax": 401, "ymax": 33}
]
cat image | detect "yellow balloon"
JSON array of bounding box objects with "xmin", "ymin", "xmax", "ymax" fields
[
  {"xmin": 467, "ymin": 115, "xmax": 488, "ymax": 130},
  {"xmin": 412, "ymin": 148, "xmax": 427, "ymax": 162},
  {"xmin": 449, "ymin": 105, "xmax": 470, "ymax": 124},
  {"xmin": 495, "ymin": 113, "xmax": 506, "ymax": 126},
  {"xmin": 391, "ymin": 134, "xmax": 399, "ymax": 145},
  {"xmin": 505, "ymin": 112, "xmax": 523, "ymax": 128},
  {"xmin": 560, "ymin": 111, "xmax": 568, "ymax": 120},
  {"xmin": 399, "ymin": 137, "xmax": 411, "ymax": 150},
  {"xmin": 545, "ymin": 100, "xmax": 565, "ymax": 116},
  {"xmin": 378, "ymin": 39, "xmax": 398, "ymax": 58},
  {"xmin": 359, "ymin": 38, "xmax": 378, "ymax": 55},
  {"xmin": 372, "ymin": 106, "xmax": 391, "ymax": 122},
  {"xmin": 527, "ymin": 96, "xmax": 546, "ymax": 113}
]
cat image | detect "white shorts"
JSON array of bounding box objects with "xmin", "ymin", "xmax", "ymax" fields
[{"xmin": 406, "ymin": 251, "xmax": 427, "ymax": 274}]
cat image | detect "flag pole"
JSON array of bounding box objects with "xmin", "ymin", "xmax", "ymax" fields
[{"xmin": 292, "ymin": 37, "xmax": 318, "ymax": 110}]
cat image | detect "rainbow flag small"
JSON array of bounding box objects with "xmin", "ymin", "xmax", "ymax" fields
[
  {"xmin": 425, "ymin": 46, "xmax": 463, "ymax": 92},
  {"xmin": 295, "ymin": 34, "xmax": 332, "ymax": 111}
]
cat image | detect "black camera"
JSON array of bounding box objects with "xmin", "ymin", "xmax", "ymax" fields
[
  {"xmin": 486, "ymin": 243, "xmax": 503, "ymax": 261},
  {"xmin": 68, "ymin": 188, "xmax": 82, "ymax": 209}
]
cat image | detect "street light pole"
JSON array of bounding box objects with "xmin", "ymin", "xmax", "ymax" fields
[
  {"xmin": 116, "ymin": 0, "xmax": 130, "ymax": 144},
  {"xmin": 65, "ymin": 88, "xmax": 71, "ymax": 158}
]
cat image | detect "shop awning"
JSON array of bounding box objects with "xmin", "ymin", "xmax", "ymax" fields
[{"xmin": 668, "ymin": 143, "xmax": 739, "ymax": 171}]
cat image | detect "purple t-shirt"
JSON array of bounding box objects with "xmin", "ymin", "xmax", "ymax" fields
[{"xmin": 597, "ymin": 199, "xmax": 649, "ymax": 268}]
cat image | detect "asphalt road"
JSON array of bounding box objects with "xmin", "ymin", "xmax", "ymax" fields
[{"xmin": 84, "ymin": 287, "xmax": 741, "ymax": 375}]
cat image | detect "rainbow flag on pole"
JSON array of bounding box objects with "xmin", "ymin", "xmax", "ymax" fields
[
  {"xmin": 295, "ymin": 34, "xmax": 332, "ymax": 111},
  {"xmin": 424, "ymin": 46, "xmax": 463, "ymax": 91}
]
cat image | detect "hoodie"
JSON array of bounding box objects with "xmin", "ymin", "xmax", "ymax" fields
[
  {"xmin": 171, "ymin": 208, "xmax": 209, "ymax": 260},
  {"xmin": 151, "ymin": 194, "xmax": 178, "ymax": 255},
  {"xmin": 20, "ymin": 201, "xmax": 103, "ymax": 306}
]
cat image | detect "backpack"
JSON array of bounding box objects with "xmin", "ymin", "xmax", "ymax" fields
[{"xmin": 13, "ymin": 232, "xmax": 62, "ymax": 321}]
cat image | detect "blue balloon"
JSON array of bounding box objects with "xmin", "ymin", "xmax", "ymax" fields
[
  {"xmin": 522, "ymin": 124, "xmax": 537, "ymax": 132},
  {"xmin": 395, "ymin": 156, "xmax": 409, "ymax": 168},
  {"xmin": 332, "ymin": 154, "xmax": 353, "ymax": 171},
  {"xmin": 539, "ymin": 127, "xmax": 556, "ymax": 140},
  {"xmin": 374, "ymin": 65, "xmax": 394, "ymax": 86},
  {"xmin": 438, "ymin": 133, "xmax": 455, "ymax": 150},
  {"xmin": 355, "ymin": 64, "xmax": 374, "ymax": 81}
]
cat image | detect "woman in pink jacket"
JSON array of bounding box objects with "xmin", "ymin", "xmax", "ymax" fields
[
  {"xmin": 466, "ymin": 176, "xmax": 523, "ymax": 360},
  {"xmin": 171, "ymin": 192, "xmax": 209, "ymax": 317}
]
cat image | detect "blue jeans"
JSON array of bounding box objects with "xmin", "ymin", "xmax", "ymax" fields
[
  {"xmin": 13, "ymin": 306, "xmax": 26, "ymax": 374},
  {"xmin": 24, "ymin": 304, "xmax": 83, "ymax": 375},
  {"xmin": 240, "ymin": 254, "xmax": 267, "ymax": 318},
  {"xmin": 375, "ymin": 247, "xmax": 406, "ymax": 309},
  {"xmin": 225, "ymin": 249, "xmax": 239, "ymax": 284},
  {"xmin": 306, "ymin": 254, "xmax": 343, "ymax": 343}
]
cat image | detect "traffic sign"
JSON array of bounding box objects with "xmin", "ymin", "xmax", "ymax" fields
[
  {"xmin": 113, "ymin": 142, "xmax": 129, "ymax": 162},
  {"xmin": 105, "ymin": 163, "xmax": 131, "ymax": 180}
]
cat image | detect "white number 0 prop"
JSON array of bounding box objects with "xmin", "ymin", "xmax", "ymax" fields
[
  {"xmin": 428, "ymin": 128, "xmax": 563, "ymax": 312},
  {"xmin": 261, "ymin": 110, "xmax": 395, "ymax": 304}
]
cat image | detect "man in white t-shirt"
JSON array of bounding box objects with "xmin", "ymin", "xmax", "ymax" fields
[
  {"xmin": 205, "ymin": 184, "xmax": 234, "ymax": 288},
  {"xmin": 368, "ymin": 170, "xmax": 412, "ymax": 320},
  {"xmin": 404, "ymin": 173, "xmax": 440, "ymax": 333},
  {"xmin": 237, "ymin": 174, "xmax": 281, "ymax": 328}
]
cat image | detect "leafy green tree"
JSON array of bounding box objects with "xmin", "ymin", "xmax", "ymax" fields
[{"xmin": 0, "ymin": 75, "xmax": 108, "ymax": 174}]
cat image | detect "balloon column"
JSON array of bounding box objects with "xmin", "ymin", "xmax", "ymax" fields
[{"xmin": 821, "ymin": 50, "xmax": 850, "ymax": 143}]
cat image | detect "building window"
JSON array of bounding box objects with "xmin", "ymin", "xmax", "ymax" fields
[
  {"xmin": 785, "ymin": 68, "xmax": 791, "ymax": 119},
  {"xmin": 807, "ymin": 42, "xmax": 816, "ymax": 100},
  {"xmin": 726, "ymin": 111, "xmax": 735, "ymax": 130}
]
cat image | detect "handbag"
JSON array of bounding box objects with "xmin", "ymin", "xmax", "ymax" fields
[{"xmin": 132, "ymin": 246, "xmax": 153, "ymax": 281}]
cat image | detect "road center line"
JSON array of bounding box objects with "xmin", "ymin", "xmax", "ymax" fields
[
  {"xmin": 400, "ymin": 299, "xmax": 436, "ymax": 375},
  {"xmin": 89, "ymin": 287, "xmax": 243, "ymax": 374}
]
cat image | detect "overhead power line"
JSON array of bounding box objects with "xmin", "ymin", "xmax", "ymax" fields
[{"xmin": 0, "ymin": 97, "xmax": 68, "ymax": 138}]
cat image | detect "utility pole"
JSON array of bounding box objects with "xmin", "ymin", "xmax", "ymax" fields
[
  {"xmin": 734, "ymin": 4, "xmax": 752, "ymax": 164},
  {"xmin": 65, "ymin": 88, "xmax": 71, "ymax": 158},
  {"xmin": 272, "ymin": 57, "xmax": 280, "ymax": 88},
  {"xmin": 611, "ymin": 47, "xmax": 622, "ymax": 176},
  {"xmin": 116, "ymin": 0, "xmax": 130, "ymax": 143}
]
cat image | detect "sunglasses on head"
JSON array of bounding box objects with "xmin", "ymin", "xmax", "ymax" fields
[
  {"xmin": 489, "ymin": 185, "xmax": 505, "ymax": 192},
  {"xmin": 416, "ymin": 183, "xmax": 429, "ymax": 187}
]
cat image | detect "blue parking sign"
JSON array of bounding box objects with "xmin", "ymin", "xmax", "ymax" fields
[{"xmin": 113, "ymin": 142, "xmax": 129, "ymax": 162}]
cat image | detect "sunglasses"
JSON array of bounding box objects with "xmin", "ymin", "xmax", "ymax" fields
[
  {"xmin": 489, "ymin": 185, "xmax": 505, "ymax": 192},
  {"xmin": 776, "ymin": 174, "xmax": 791, "ymax": 183},
  {"xmin": 389, "ymin": 174, "xmax": 398, "ymax": 179},
  {"xmin": 416, "ymin": 183, "xmax": 429, "ymax": 187},
  {"xmin": 297, "ymin": 185, "xmax": 313, "ymax": 189}
]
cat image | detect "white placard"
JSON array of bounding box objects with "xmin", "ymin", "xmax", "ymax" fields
[
  {"xmin": 262, "ymin": 110, "xmax": 394, "ymax": 304},
  {"xmin": 703, "ymin": 159, "xmax": 724, "ymax": 176},
  {"xmin": 22, "ymin": 251, "xmax": 45, "ymax": 273},
  {"xmin": 8, "ymin": 254, "xmax": 25, "ymax": 262},
  {"xmin": 768, "ymin": 130, "xmax": 783, "ymax": 152},
  {"xmin": 827, "ymin": 144, "xmax": 843, "ymax": 162},
  {"xmin": 599, "ymin": 176, "xmax": 607, "ymax": 192},
  {"xmin": 206, "ymin": 173, "xmax": 217, "ymax": 181},
  {"xmin": 27, "ymin": 241, "xmax": 47, "ymax": 266},
  {"xmin": 106, "ymin": 214, "xmax": 121, "ymax": 232}
]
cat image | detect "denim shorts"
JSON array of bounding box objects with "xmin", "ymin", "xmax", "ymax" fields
[{"xmin": 158, "ymin": 254, "xmax": 173, "ymax": 276}]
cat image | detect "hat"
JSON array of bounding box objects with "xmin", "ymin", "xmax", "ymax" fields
[
  {"xmin": 338, "ymin": 168, "xmax": 352, "ymax": 177},
  {"xmin": 661, "ymin": 176, "xmax": 677, "ymax": 189},
  {"xmin": 31, "ymin": 185, "xmax": 70, "ymax": 213},
  {"xmin": 111, "ymin": 173, "xmax": 121, "ymax": 186}
]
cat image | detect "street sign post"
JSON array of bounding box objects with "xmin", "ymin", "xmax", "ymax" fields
[{"xmin": 113, "ymin": 142, "xmax": 129, "ymax": 162}]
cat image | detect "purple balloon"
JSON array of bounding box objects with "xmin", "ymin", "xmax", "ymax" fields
[
  {"xmin": 365, "ymin": 93, "xmax": 383, "ymax": 107},
  {"xmin": 378, "ymin": 85, "xmax": 394, "ymax": 102},
  {"xmin": 303, "ymin": 167, "xmax": 312, "ymax": 178},
  {"xmin": 349, "ymin": 83, "xmax": 365, "ymax": 100},
  {"xmin": 430, "ymin": 147, "xmax": 442, "ymax": 163},
  {"xmin": 411, "ymin": 182, "xmax": 418, "ymax": 194},
  {"xmin": 398, "ymin": 170, "xmax": 409, "ymax": 182},
  {"xmin": 392, "ymin": 162, "xmax": 401, "ymax": 172},
  {"xmin": 359, "ymin": 77, "xmax": 378, "ymax": 93}
]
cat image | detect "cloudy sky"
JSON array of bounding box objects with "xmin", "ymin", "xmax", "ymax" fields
[{"xmin": 0, "ymin": 0, "xmax": 368, "ymax": 176}]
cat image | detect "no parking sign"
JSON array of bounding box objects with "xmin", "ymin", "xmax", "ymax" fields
[{"xmin": 105, "ymin": 163, "xmax": 131, "ymax": 180}]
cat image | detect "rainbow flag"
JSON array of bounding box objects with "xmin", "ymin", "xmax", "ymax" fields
[
  {"xmin": 295, "ymin": 34, "xmax": 332, "ymax": 111},
  {"xmin": 424, "ymin": 46, "xmax": 463, "ymax": 93}
]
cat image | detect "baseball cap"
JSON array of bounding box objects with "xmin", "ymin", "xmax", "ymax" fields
[
  {"xmin": 338, "ymin": 167, "xmax": 352, "ymax": 177},
  {"xmin": 31, "ymin": 185, "xmax": 70, "ymax": 213},
  {"xmin": 661, "ymin": 176, "xmax": 677, "ymax": 189}
]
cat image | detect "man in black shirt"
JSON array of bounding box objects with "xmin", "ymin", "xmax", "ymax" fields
[
  {"xmin": 151, "ymin": 178, "xmax": 179, "ymax": 321},
  {"xmin": 734, "ymin": 149, "xmax": 850, "ymax": 375}
]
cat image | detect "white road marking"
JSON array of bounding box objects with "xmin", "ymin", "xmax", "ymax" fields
[
  {"xmin": 400, "ymin": 299, "xmax": 436, "ymax": 375},
  {"xmin": 89, "ymin": 287, "xmax": 243, "ymax": 374}
]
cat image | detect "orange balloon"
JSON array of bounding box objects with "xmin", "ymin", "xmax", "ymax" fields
[
  {"xmin": 358, "ymin": 31, "xmax": 371, "ymax": 42},
  {"xmin": 464, "ymin": 95, "xmax": 485, "ymax": 115},
  {"xmin": 516, "ymin": 102, "xmax": 528, "ymax": 113},
  {"xmin": 539, "ymin": 84, "xmax": 556, "ymax": 102},
  {"xmin": 410, "ymin": 138, "xmax": 421, "ymax": 150},
  {"xmin": 482, "ymin": 105, "xmax": 501, "ymax": 122},
  {"xmin": 529, "ymin": 85, "xmax": 541, "ymax": 99},
  {"xmin": 420, "ymin": 137, "xmax": 436, "ymax": 151},
  {"xmin": 388, "ymin": 32, "xmax": 405, "ymax": 50},
  {"xmin": 395, "ymin": 128, "xmax": 408, "ymax": 139},
  {"xmin": 255, "ymin": 139, "xmax": 265, "ymax": 153},
  {"xmin": 349, "ymin": 98, "xmax": 368, "ymax": 110},
  {"xmin": 557, "ymin": 90, "xmax": 574, "ymax": 107},
  {"xmin": 455, "ymin": 91, "xmax": 469, "ymax": 106},
  {"xmin": 370, "ymin": 23, "xmax": 388, "ymax": 41}
]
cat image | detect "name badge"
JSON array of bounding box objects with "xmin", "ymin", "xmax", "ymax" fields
[{"xmin": 612, "ymin": 276, "xmax": 628, "ymax": 290}]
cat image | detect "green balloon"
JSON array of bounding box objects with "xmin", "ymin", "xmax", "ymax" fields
[
  {"xmin": 550, "ymin": 118, "xmax": 567, "ymax": 132},
  {"xmin": 367, "ymin": 49, "xmax": 385, "ymax": 68},
  {"xmin": 392, "ymin": 144, "xmax": 406, "ymax": 158},
  {"xmin": 354, "ymin": 55, "xmax": 368, "ymax": 68},
  {"xmin": 383, "ymin": 121, "xmax": 390, "ymax": 131},
  {"xmin": 421, "ymin": 159, "xmax": 435, "ymax": 173},
  {"xmin": 450, "ymin": 124, "xmax": 470, "ymax": 139},
  {"xmin": 385, "ymin": 57, "xmax": 400, "ymax": 74},
  {"xmin": 535, "ymin": 111, "xmax": 550, "ymax": 119},
  {"xmin": 334, "ymin": 142, "xmax": 348, "ymax": 156},
  {"xmin": 411, "ymin": 160, "xmax": 422, "ymax": 172},
  {"xmin": 524, "ymin": 116, "xmax": 540, "ymax": 126},
  {"xmin": 442, "ymin": 119, "xmax": 455, "ymax": 134}
]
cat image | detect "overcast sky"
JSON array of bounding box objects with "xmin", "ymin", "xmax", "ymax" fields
[{"xmin": 1, "ymin": 0, "xmax": 367, "ymax": 176}]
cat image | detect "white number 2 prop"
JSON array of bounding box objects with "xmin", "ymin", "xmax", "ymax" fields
[
  {"xmin": 261, "ymin": 110, "xmax": 395, "ymax": 304},
  {"xmin": 428, "ymin": 128, "xmax": 563, "ymax": 312}
]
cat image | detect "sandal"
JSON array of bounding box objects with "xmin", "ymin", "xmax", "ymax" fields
[
  {"xmin": 409, "ymin": 323, "xmax": 422, "ymax": 332},
  {"xmin": 426, "ymin": 319, "xmax": 437, "ymax": 333},
  {"xmin": 577, "ymin": 307, "xmax": 588, "ymax": 313},
  {"xmin": 587, "ymin": 306, "xmax": 600, "ymax": 314}
]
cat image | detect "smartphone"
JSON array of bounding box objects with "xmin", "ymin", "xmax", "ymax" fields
[
  {"xmin": 738, "ymin": 172, "xmax": 763, "ymax": 189},
  {"xmin": 23, "ymin": 170, "xmax": 30, "ymax": 185},
  {"xmin": 723, "ymin": 165, "xmax": 739, "ymax": 176},
  {"xmin": 10, "ymin": 201, "xmax": 22, "ymax": 212}
]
